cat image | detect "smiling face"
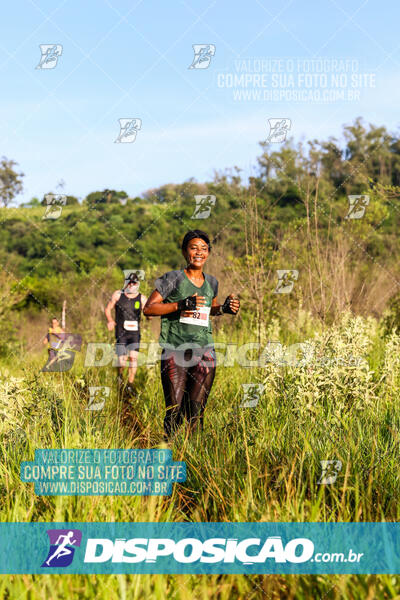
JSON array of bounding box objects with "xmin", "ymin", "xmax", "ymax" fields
[
  {"xmin": 51, "ymin": 318, "xmax": 59, "ymax": 328},
  {"xmin": 183, "ymin": 237, "xmax": 209, "ymax": 269}
]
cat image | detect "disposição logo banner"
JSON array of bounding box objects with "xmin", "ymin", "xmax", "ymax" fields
[{"xmin": 0, "ymin": 522, "xmax": 397, "ymax": 575}]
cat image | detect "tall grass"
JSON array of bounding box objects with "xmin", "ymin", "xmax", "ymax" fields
[{"xmin": 1, "ymin": 313, "xmax": 400, "ymax": 598}]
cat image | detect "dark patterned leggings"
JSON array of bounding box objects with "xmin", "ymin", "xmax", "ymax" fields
[{"xmin": 160, "ymin": 346, "xmax": 217, "ymax": 438}]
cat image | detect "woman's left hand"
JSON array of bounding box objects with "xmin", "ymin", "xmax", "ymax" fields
[{"xmin": 224, "ymin": 294, "xmax": 240, "ymax": 314}]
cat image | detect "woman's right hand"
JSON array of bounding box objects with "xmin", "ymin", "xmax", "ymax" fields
[{"xmin": 179, "ymin": 293, "xmax": 206, "ymax": 316}]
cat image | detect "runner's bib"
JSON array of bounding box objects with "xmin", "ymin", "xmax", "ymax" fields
[
  {"xmin": 179, "ymin": 306, "xmax": 210, "ymax": 327},
  {"xmin": 123, "ymin": 320, "xmax": 138, "ymax": 331}
]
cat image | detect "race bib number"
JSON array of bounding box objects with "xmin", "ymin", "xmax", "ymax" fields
[
  {"xmin": 123, "ymin": 320, "xmax": 138, "ymax": 331},
  {"xmin": 179, "ymin": 306, "xmax": 210, "ymax": 327}
]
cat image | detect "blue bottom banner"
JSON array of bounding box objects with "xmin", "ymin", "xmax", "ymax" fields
[{"xmin": 1, "ymin": 522, "xmax": 399, "ymax": 574}]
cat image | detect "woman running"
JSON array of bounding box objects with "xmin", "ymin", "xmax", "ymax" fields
[{"xmin": 143, "ymin": 230, "xmax": 240, "ymax": 438}]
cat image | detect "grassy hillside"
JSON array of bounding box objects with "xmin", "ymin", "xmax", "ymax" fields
[{"xmin": 1, "ymin": 313, "xmax": 400, "ymax": 597}]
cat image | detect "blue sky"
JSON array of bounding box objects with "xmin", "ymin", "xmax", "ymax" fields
[{"xmin": 1, "ymin": 0, "xmax": 399, "ymax": 204}]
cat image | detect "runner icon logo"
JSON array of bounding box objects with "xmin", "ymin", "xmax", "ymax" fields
[
  {"xmin": 123, "ymin": 269, "xmax": 145, "ymax": 283},
  {"xmin": 345, "ymin": 195, "xmax": 369, "ymax": 219},
  {"xmin": 274, "ymin": 270, "xmax": 299, "ymax": 294},
  {"xmin": 41, "ymin": 333, "xmax": 82, "ymax": 372},
  {"xmin": 317, "ymin": 460, "xmax": 342, "ymax": 485},
  {"xmin": 266, "ymin": 119, "xmax": 291, "ymax": 143},
  {"xmin": 36, "ymin": 44, "xmax": 63, "ymax": 69},
  {"xmin": 41, "ymin": 529, "xmax": 82, "ymax": 567},
  {"xmin": 86, "ymin": 386, "xmax": 110, "ymax": 411},
  {"xmin": 188, "ymin": 44, "xmax": 216, "ymax": 69},
  {"xmin": 42, "ymin": 194, "xmax": 66, "ymax": 220},
  {"xmin": 191, "ymin": 195, "xmax": 216, "ymax": 219},
  {"xmin": 240, "ymin": 383, "xmax": 264, "ymax": 408},
  {"xmin": 115, "ymin": 119, "xmax": 142, "ymax": 143}
]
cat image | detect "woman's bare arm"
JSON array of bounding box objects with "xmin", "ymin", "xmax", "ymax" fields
[
  {"xmin": 143, "ymin": 290, "xmax": 180, "ymax": 316},
  {"xmin": 144, "ymin": 289, "xmax": 208, "ymax": 316}
]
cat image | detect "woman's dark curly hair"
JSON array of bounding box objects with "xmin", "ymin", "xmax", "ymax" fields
[{"xmin": 181, "ymin": 230, "xmax": 211, "ymax": 252}]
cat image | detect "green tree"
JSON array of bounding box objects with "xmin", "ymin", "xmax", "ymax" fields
[
  {"xmin": 0, "ymin": 157, "xmax": 24, "ymax": 206},
  {"xmin": 84, "ymin": 189, "xmax": 128, "ymax": 205}
]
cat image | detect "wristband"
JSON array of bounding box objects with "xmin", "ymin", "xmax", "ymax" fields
[{"xmin": 177, "ymin": 296, "xmax": 197, "ymax": 311}]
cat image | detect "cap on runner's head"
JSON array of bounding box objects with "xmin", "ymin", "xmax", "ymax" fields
[
  {"xmin": 126, "ymin": 272, "xmax": 139, "ymax": 285},
  {"xmin": 181, "ymin": 230, "xmax": 211, "ymax": 252}
]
